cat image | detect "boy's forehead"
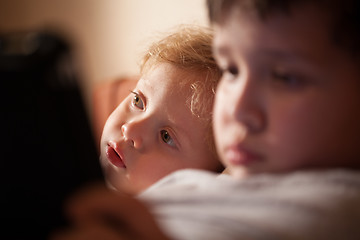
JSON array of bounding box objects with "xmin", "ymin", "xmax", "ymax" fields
[
  {"xmin": 215, "ymin": 1, "xmax": 333, "ymax": 30},
  {"xmin": 213, "ymin": 3, "xmax": 335, "ymax": 58}
]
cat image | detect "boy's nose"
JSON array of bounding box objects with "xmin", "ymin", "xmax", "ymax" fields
[
  {"xmin": 230, "ymin": 77, "xmax": 265, "ymax": 133},
  {"xmin": 121, "ymin": 121, "xmax": 146, "ymax": 149}
]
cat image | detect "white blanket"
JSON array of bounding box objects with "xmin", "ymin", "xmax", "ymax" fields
[{"xmin": 139, "ymin": 169, "xmax": 360, "ymax": 240}]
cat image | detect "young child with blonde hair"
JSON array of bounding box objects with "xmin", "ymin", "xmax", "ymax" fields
[{"xmin": 99, "ymin": 24, "xmax": 223, "ymax": 194}]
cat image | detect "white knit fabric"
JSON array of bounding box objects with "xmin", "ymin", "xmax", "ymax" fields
[{"xmin": 139, "ymin": 169, "xmax": 360, "ymax": 240}]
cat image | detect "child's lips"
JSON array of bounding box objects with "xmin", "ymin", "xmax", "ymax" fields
[
  {"xmin": 106, "ymin": 145, "xmax": 126, "ymax": 168},
  {"xmin": 225, "ymin": 145, "xmax": 262, "ymax": 166}
]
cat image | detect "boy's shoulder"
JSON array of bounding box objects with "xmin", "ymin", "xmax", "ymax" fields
[
  {"xmin": 142, "ymin": 168, "xmax": 360, "ymax": 195},
  {"xmin": 139, "ymin": 169, "xmax": 360, "ymax": 240}
]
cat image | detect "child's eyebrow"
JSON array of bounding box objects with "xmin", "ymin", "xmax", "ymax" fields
[
  {"xmin": 214, "ymin": 40, "xmax": 309, "ymax": 60},
  {"xmin": 260, "ymin": 49, "xmax": 304, "ymax": 60}
]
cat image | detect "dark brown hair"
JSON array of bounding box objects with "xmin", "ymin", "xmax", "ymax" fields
[{"xmin": 207, "ymin": 0, "xmax": 360, "ymax": 59}]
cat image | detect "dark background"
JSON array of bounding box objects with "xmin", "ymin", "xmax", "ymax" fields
[{"xmin": 0, "ymin": 31, "xmax": 103, "ymax": 240}]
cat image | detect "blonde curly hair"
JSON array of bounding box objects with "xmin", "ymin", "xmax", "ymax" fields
[{"xmin": 139, "ymin": 24, "xmax": 222, "ymax": 165}]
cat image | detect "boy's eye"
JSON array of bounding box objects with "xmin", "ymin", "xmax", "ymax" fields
[
  {"xmin": 160, "ymin": 130, "xmax": 176, "ymax": 147},
  {"xmin": 272, "ymin": 71, "xmax": 301, "ymax": 87},
  {"xmin": 228, "ymin": 66, "xmax": 239, "ymax": 76},
  {"xmin": 222, "ymin": 65, "xmax": 239, "ymax": 77},
  {"xmin": 131, "ymin": 91, "xmax": 144, "ymax": 109}
]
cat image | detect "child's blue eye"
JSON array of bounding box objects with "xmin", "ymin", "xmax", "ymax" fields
[
  {"xmin": 131, "ymin": 91, "xmax": 144, "ymax": 109},
  {"xmin": 160, "ymin": 130, "xmax": 175, "ymax": 147}
]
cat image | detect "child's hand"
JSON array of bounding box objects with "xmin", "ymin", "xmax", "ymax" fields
[{"xmin": 50, "ymin": 184, "xmax": 170, "ymax": 240}]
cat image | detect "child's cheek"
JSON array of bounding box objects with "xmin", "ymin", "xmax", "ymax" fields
[{"xmin": 267, "ymin": 102, "xmax": 321, "ymax": 160}]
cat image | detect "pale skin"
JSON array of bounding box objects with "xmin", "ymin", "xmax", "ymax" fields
[
  {"xmin": 51, "ymin": 3, "xmax": 360, "ymax": 240},
  {"xmin": 100, "ymin": 63, "xmax": 220, "ymax": 194}
]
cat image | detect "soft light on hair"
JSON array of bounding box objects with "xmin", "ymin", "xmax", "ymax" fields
[{"xmin": 139, "ymin": 24, "xmax": 222, "ymax": 165}]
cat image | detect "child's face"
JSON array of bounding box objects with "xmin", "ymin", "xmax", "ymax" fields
[
  {"xmin": 212, "ymin": 4, "xmax": 360, "ymax": 178},
  {"xmin": 100, "ymin": 63, "xmax": 220, "ymax": 193}
]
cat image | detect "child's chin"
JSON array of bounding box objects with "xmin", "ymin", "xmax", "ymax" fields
[{"xmin": 227, "ymin": 167, "xmax": 249, "ymax": 179}]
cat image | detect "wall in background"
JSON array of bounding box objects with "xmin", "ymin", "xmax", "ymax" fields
[{"xmin": 0, "ymin": 0, "xmax": 209, "ymax": 117}]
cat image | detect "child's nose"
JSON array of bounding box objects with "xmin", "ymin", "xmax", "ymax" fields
[
  {"xmin": 121, "ymin": 120, "xmax": 146, "ymax": 149},
  {"xmin": 231, "ymin": 77, "xmax": 265, "ymax": 133}
]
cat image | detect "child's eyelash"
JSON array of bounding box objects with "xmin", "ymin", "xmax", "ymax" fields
[
  {"xmin": 219, "ymin": 65, "xmax": 239, "ymax": 77},
  {"xmin": 130, "ymin": 91, "xmax": 145, "ymax": 109}
]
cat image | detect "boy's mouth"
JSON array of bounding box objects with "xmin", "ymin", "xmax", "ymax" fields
[
  {"xmin": 225, "ymin": 145, "xmax": 263, "ymax": 166},
  {"xmin": 106, "ymin": 144, "xmax": 126, "ymax": 168}
]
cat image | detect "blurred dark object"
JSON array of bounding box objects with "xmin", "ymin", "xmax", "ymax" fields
[{"xmin": 0, "ymin": 30, "xmax": 103, "ymax": 240}]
